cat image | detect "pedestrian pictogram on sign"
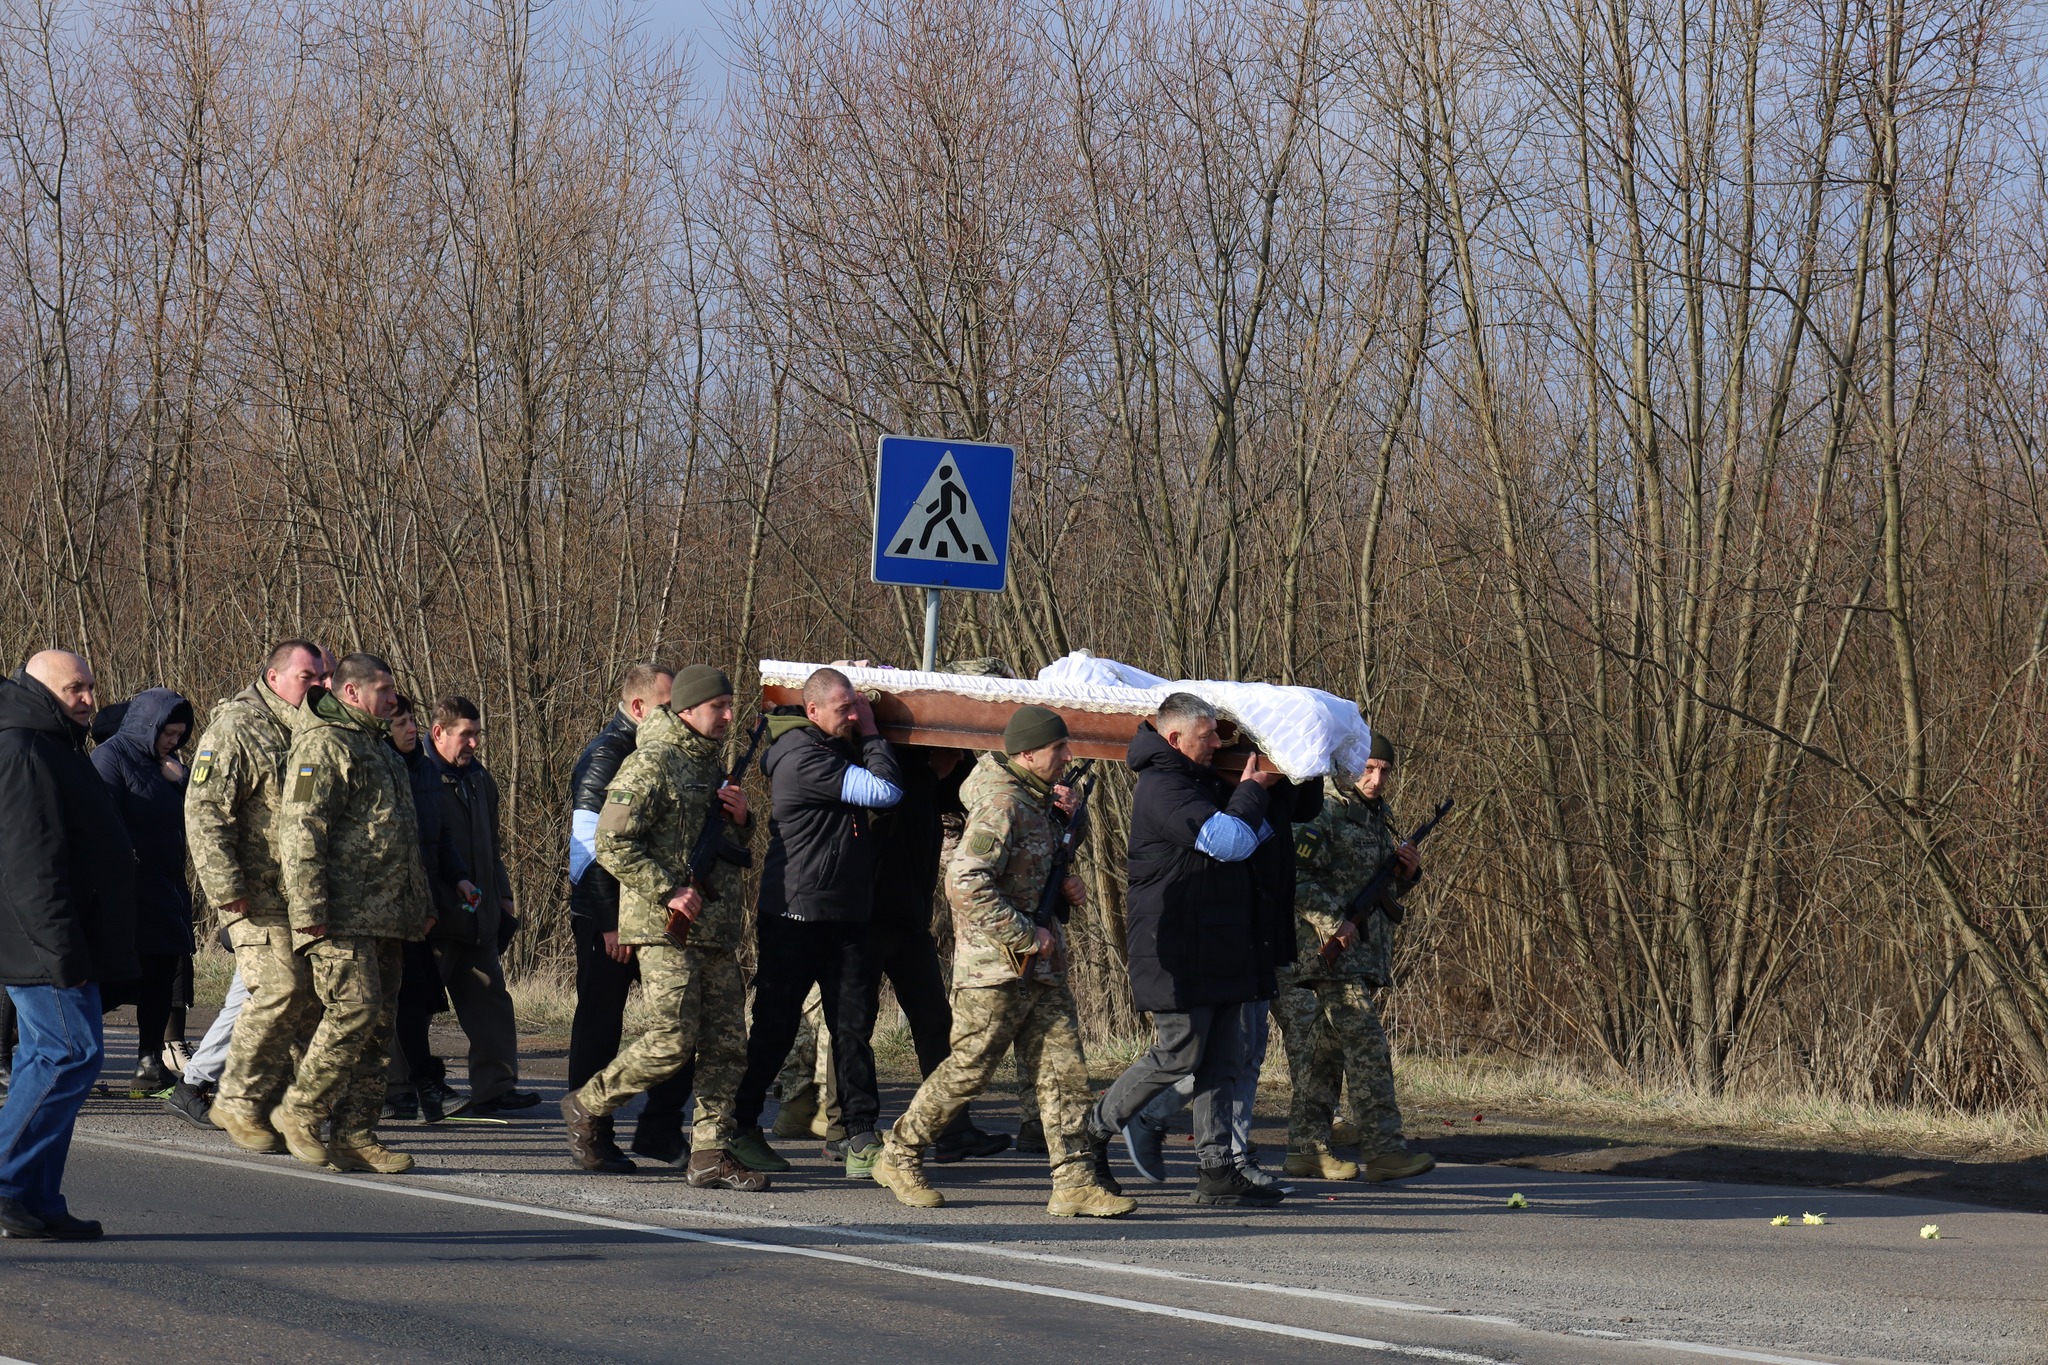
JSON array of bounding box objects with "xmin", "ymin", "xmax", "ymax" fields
[
  {"xmin": 883, "ymin": 452, "xmax": 997, "ymax": 564},
  {"xmin": 871, "ymin": 435, "xmax": 1014, "ymax": 595}
]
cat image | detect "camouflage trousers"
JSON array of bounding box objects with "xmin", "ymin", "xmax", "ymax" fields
[
  {"xmin": 885, "ymin": 980, "xmax": 1095, "ymax": 1189},
  {"xmin": 281, "ymin": 934, "xmax": 403, "ymax": 1138},
  {"xmin": 578, "ymin": 944, "xmax": 746, "ymax": 1149},
  {"xmin": 216, "ymin": 920, "xmax": 320, "ymax": 1120},
  {"xmin": 1273, "ymin": 970, "xmax": 1406, "ymax": 1158},
  {"xmin": 774, "ymin": 984, "xmax": 837, "ymax": 1130}
]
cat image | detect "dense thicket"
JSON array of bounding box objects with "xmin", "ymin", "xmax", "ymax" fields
[{"xmin": 5, "ymin": 0, "xmax": 2046, "ymax": 1107}]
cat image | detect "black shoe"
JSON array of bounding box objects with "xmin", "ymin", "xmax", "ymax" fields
[
  {"xmin": 130, "ymin": 1059, "xmax": 172, "ymax": 1097},
  {"xmin": 930, "ymin": 1125, "xmax": 1012, "ymax": 1164},
  {"xmin": 164, "ymin": 1081, "xmax": 216, "ymax": 1130},
  {"xmin": 0, "ymin": 1197, "xmax": 49, "ymax": 1239},
  {"xmin": 419, "ymin": 1079, "xmax": 468, "ymax": 1124},
  {"xmin": 822, "ymin": 1135, "xmax": 849, "ymax": 1161},
  {"xmin": 630, "ymin": 1129, "xmax": 690, "ymax": 1166},
  {"xmin": 1088, "ymin": 1130, "xmax": 1123, "ymax": 1197},
  {"xmin": 1194, "ymin": 1162, "xmax": 1286, "ymax": 1207},
  {"xmin": 383, "ymin": 1090, "xmax": 420, "ymax": 1122},
  {"xmin": 40, "ymin": 1212, "xmax": 103, "ymax": 1241},
  {"xmin": 468, "ymin": 1089, "xmax": 542, "ymax": 1115}
]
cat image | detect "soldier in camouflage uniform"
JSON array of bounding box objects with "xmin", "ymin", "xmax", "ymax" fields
[
  {"xmin": 559, "ymin": 666, "xmax": 767, "ymax": 1192},
  {"xmin": 1278, "ymin": 731, "xmax": 1435, "ymax": 1183},
  {"xmin": 184, "ymin": 639, "xmax": 329, "ymax": 1154},
  {"xmin": 274, "ymin": 654, "xmax": 433, "ymax": 1175},
  {"xmin": 873, "ymin": 707, "xmax": 1134, "ymax": 1218}
]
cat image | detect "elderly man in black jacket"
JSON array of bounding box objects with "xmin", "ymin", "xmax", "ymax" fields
[
  {"xmin": 1086, "ymin": 691, "xmax": 1286, "ymax": 1208},
  {"xmin": 726, "ymin": 666, "xmax": 902, "ymax": 1177},
  {"xmin": 564, "ymin": 663, "xmax": 692, "ymax": 1169},
  {"xmin": 0, "ymin": 650, "xmax": 138, "ymax": 1241}
]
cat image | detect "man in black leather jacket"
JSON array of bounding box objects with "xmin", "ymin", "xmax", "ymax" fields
[{"xmin": 565, "ymin": 663, "xmax": 692, "ymax": 1169}]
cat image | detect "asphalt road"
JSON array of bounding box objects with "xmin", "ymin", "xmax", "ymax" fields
[{"xmin": 0, "ymin": 1030, "xmax": 2041, "ymax": 1365}]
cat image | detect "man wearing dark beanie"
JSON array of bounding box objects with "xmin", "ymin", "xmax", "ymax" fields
[
  {"xmin": 560, "ymin": 665, "xmax": 766, "ymax": 1191},
  {"xmin": 872, "ymin": 706, "xmax": 1133, "ymax": 1217}
]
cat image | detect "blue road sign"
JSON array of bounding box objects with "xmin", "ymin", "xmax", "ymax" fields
[{"xmin": 872, "ymin": 435, "xmax": 1014, "ymax": 593}]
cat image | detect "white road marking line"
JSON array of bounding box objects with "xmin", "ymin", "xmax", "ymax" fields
[
  {"xmin": 71, "ymin": 1135, "xmax": 1502, "ymax": 1363},
  {"xmin": 74, "ymin": 1134, "xmax": 1861, "ymax": 1365}
]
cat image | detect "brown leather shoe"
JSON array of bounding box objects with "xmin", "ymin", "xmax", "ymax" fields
[{"xmin": 686, "ymin": 1148, "xmax": 772, "ymax": 1192}]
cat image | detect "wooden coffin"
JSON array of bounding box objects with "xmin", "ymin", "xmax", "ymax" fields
[{"xmin": 758, "ymin": 676, "xmax": 1253, "ymax": 769}]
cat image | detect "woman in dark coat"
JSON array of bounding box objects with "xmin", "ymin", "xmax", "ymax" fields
[{"xmin": 91, "ymin": 688, "xmax": 196, "ymax": 1092}]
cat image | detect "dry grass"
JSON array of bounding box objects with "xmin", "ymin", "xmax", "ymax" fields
[{"xmin": 1392, "ymin": 1050, "xmax": 2048, "ymax": 1161}]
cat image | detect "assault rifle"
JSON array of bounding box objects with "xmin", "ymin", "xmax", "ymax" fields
[
  {"xmin": 665, "ymin": 716, "xmax": 768, "ymax": 952},
  {"xmin": 1317, "ymin": 795, "xmax": 1453, "ymax": 970},
  {"xmin": 1018, "ymin": 760, "xmax": 1097, "ymax": 976}
]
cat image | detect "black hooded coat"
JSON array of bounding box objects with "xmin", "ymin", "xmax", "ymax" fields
[
  {"xmin": 91, "ymin": 687, "xmax": 197, "ymax": 958},
  {"xmin": 0, "ymin": 672, "xmax": 138, "ymax": 987},
  {"xmin": 1122, "ymin": 723, "xmax": 1270, "ymax": 1013}
]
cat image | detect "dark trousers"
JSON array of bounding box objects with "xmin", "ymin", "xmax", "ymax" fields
[
  {"xmin": 387, "ymin": 939, "xmax": 522, "ymax": 1103},
  {"xmin": 734, "ymin": 916, "xmax": 880, "ymax": 1138},
  {"xmin": 567, "ymin": 918, "xmax": 690, "ymax": 1137},
  {"xmin": 124, "ymin": 952, "xmax": 191, "ymax": 1062},
  {"xmin": 1092, "ymin": 1003, "xmax": 1250, "ymax": 1168},
  {"xmin": 866, "ymin": 918, "xmax": 953, "ymax": 1077}
]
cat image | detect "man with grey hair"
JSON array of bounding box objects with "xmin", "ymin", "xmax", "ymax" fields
[
  {"xmin": 0, "ymin": 650, "xmax": 137, "ymax": 1239},
  {"xmin": 1085, "ymin": 691, "xmax": 1286, "ymax": 1207}
]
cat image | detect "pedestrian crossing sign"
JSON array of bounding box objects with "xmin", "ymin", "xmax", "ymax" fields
[{"xmin": 872, "ymin": 435, "xmax": 1014, "ymax": 592}]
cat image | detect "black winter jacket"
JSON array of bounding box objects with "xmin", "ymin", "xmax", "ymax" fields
[
  {"xmin": 758, "ymin": 717, "xmax": 903, "ymax": 924},
  {"xmin": 426, "ymin": 750, "xmax": 511, "ymax": 948},
  {"xmin": 568, "ymin": 709, "xmax": 639, "ymax": 930},
  {"xmin": 1249, "ymin": 776, "xmax": 1324, "ymax": 983},
  {"xmin": 91, "ymin": 687, "xmax": 196, "ymax": 959},
  {"xmin": 396, "ymin": 741, "xmax": 469, "ymax": 916},
  {"xmin": 868, "ymin": 748, "xmax": 968, "ymax": 931},
  {"xmin": 1122, "ymin": 723, "xmax": 1270, "ymax": 1013},
  {"xmin": 0, "ymin": 673, "xmax": 139, "ymax": 988}
]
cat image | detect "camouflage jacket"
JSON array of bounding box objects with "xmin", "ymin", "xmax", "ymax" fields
[
  {"xmin": 277, "ymin": 689, "xmax": 431, "ymax": 941},
  {"xmin": 184, "ymin": 681, "xmax": 300, "ymax": 927},
  {"xmin": 595, "ymin": 705, "xmax": 753, "ymax": 951},
  {"xmin": 1292, "ymin": 777, "xmax": 1397, "ymax": 987},
  {"xmin": 946, "ymin": 752, "xmax": 1064, "ymax": 989}
]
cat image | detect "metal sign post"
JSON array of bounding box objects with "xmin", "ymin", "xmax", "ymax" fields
[{"xmin": 872, "ymin": 434, "xmax": 1016, "ymax": 672}]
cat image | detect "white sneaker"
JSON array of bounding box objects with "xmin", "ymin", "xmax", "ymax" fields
[{"xmin": 162, "ymin": 1041, "xmax": 193, "ymax": 1076}]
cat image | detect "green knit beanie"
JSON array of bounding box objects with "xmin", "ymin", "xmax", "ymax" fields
[{"xmin": 1003, "ymin": 704, "xmax": 1068, "ymax": 756}]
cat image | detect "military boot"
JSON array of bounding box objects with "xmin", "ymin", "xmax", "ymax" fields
[
  {"xmin": 771, "ymin": 1085, "xmax": 820, "ymax": 1140},
  {"xmin": 1014, "ymin": 1117, "xmax": 1048, "ymax": 1154},
  {"xmin": 1283, "ymin": 1148, "xmax": 1359, "ymax": 1181},
  {"xmin": 1047, "ymin": 1184, "xmax": 1137, "ymax": 1219},
  {"xmin": 872, "ymin": 1148, "xmax": 943, "ymax": 1209},
  {"xmin": 1362, "ymin": 1150, "xmax": 1437, "ymax": 1183},
  {"xmin": 1329, "ymin": 1116, "xmax": 1360, "ymax": 1147},
  {"xmin": 270, "ymin": 1105, "xmax": 330, "ymax": 1168},
  {"xmin": 562, "ymin": 1090, "xmax": 630, "ymax": 1173},
  {"xmin": 1087, "ymin": 1129, "xmax": 1124, "ymax": 1197},
  {"xmin": 209, "ymin": 1103, "xmax": 284, "ymax": 1154},
  {"xmin": 686, "ymin": 1148, "xmax": 771, "ymax": 1192},
  {"xmin": 329, "ymin": 1132, "xmax": 415, "ymax": 1174}
]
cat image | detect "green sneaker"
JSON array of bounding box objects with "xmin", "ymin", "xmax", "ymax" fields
[
  {"xmin": 843, "ymin": 1131, "xmax": 883, "ymax": 1178},
  {"xmin": 727, "ymin": 1127, "xmax": 792, "ymax": 1173}
]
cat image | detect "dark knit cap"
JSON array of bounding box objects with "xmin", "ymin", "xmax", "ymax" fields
[
  {"xmin": 673, "ymin": 665, "xmax": 734, "ymax": 711},
  {"xmin": 1003, "ymin": 704, "xmax": 1068, "ymax": 756},
  {"xmin": 1369, "ymin": 731, "xmax": 1395, "ymax": 764}
]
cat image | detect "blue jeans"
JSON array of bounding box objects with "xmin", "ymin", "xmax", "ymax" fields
[
  {"xmin": 0, "ymin": 983, "xmax": 103, "ymax": 1216},
  {"xmin": 1139, "ymin": 999, "xmax": 1269, "ymax": 1163}
]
